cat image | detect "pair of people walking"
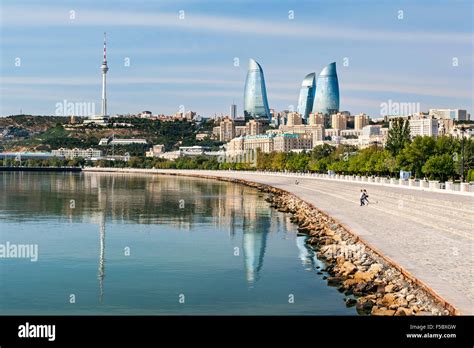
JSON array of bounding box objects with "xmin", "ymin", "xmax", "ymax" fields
[{"xmin": 360, "ymin": 189, "xmax": 369, "ymax": 206}]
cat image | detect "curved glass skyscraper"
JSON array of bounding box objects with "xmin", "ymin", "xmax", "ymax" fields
[
  {"xmin": 297, "ymin": 72, "xmax": 316, "ymax": 122},
  {"xmin": 312, "ymin": 62, "xmax": 339, "ymax": 115},
  {"xmin": 244, "ymin": 59, "xmax": 271, "ymax": 120}
]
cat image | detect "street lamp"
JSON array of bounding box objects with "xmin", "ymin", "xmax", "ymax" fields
[{"xmin": 454, "ymin": 125, "xmax": 466, "ymax": 183}]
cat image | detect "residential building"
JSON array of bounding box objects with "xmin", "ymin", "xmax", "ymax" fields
[
  {"xmin": 308, "ymin": 112, "xmax": 325, "ymax": 126},
  {"xmin": 52, "ymin": 148, "xmax": 102, "ymax": 159},
  {"xmin": 409, "ymin": 117, "xmax": 438, "ymax": 138},
  {"xmin": 354, "ymin": 113, "xmax": 369, "ymax": 130},
  {"xmin": 219, "ymin": 118, "xmax": 235, "ymax": 142},
  {"xmin": 286, "ymin": 112, "xmax": 303, "ymax": 126},
  {"xmin": 246, "ymin": 119, "xmax": 264, "ymax": 136},
  {"xmin": 429, "ymin": 109, "xmax": 469, "ymax": 121},
  {"xmin": 331, "ymin": 112, "xmax": 347, "ymax": 130},
  {"xmin": 145, "ymin": 144, "xmax": 165, "ymax": 158}
]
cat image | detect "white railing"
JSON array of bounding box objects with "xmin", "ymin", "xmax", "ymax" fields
[{"xmin": 82, "ymin": 167, "xmax": 474, "ymax": 196}]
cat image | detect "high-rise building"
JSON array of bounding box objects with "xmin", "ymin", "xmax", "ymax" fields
[
  {"xmin": 286, "ymin": 112, "xmax": 303, "ymax": 126},
  {"xmin": 243, "ymin": 59, "xmax": 271, "ymax": 120},
  {"xmin": 297, "ymin": 73, "xmax": 316, "ymax": 122},
  {"xmin": 409, "ymin": 117, "xmax": 439, "ymax": 138},
  {"xmin": 429, "ymin": 109, "xmax": 469, "ymax": 121},
  {"xmin": 354, "ymin": 113, "xmax": 369, "ymax": 130},
  {"xmin": 331, "ymin": 112, "xmax": 347, "ymax": 130},
  {"xmin": 230, "ymin": 103, "xmax": 237, "ymax": 119},
  {"xmin": 312, "ymin": 62, "xmax": 340, "ymax": 115},
  {"xmin": 308, "ymin": 112, "xmax": 325, "ymax": 126},
  {"xmin": 219, "ymin": 118, "xmax": 235, "ymax": 142},
  {"xmin": 246, "ymin": 119, "xmax": 264, "ymax": 136}
]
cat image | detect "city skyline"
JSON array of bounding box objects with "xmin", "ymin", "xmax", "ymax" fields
[{"xmin": 1, "ymin": 0, "xmax": 473, "ymax": 118}]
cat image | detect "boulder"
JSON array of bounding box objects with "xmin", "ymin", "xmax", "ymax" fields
[
  {"xmin": 340, "ymin": 261, "xmax": 357, "ymax": 276},
  {"xmin": 381, "ymin": 293, "xmax": 397, "ymax": 307},
  {"xmin": 395, "ymin": 307, "xmax": 413, "ymax": 316},
  {"xmin": 371, "ymin": 307, "xmax": 396, "ymax": 316},
  {"xmin": 327, "ymin": 276, "xmax": 344, "ymax": 287}
]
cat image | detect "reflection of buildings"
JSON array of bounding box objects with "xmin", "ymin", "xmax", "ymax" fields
[
  {"xmin": 295, "ymin": 235, "xmax": 317, "ymax": 270},
  {"xmin": 242, "ymin": 228, "xmax": 268, "ymax": 284}
]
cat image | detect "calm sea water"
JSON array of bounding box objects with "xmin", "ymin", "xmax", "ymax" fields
[{"xmin": 0, "ymin": 172, "xmax": 354, "ymax": 315}]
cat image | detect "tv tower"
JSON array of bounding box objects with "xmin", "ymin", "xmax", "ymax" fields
[{"xmin": 101, "ymin": 32, "xmax": 109, "ymax": 116}]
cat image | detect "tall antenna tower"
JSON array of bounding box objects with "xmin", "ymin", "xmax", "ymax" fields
[{"xmin": 101, "ymin": 32, "xmax": 109, "ymax": 116}]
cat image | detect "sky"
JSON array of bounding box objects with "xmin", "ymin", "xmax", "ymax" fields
[{"xmin": 0, "ymin": 0, "xmax": 473, "ymax": 118}]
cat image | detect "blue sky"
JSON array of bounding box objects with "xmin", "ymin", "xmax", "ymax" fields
[{"xmin": 1, "ymin": 0, "xmax": 472, "ymax": 118}]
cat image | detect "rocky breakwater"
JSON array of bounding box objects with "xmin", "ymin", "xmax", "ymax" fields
[{"xmin": 262, "ymin": 187, "xmax": 450, "ymax": 316}]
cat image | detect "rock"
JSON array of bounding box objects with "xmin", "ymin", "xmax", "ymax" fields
[
  {"xmin": 406, "ymin": 294, "xmax": 415, "ymax": 302},
  {"xmin": 368, "ymin": 263, "xmax": 384, "ymax": 274},
  {"xmin": 345, "ymin": 298, "xmax": 357, "ymax": 307},
  {"xmin": 356, "ymin": 298, "xmax": 375, "ymax": 314},
  {"xmin": 343, "ymin": 278, "xmax": 361, "ymax": 287},
  {"xmin": 340, "ymin": 261, "xmax": 357, "ymax": 276},
  {"xmin": 395, "ymin": 307, "xmax": 413, "ymax": 316},
  {"xmin": 371, "ymin": 307, "xmax": 396, "ymax": 316},
  {"xmin": 385, "ymin": 284, "xmax": 396, "ymax": 293},
  {"xmin": 382, "ymin": 293, "xmax": 397, "ymax": 307},
  {"xmin": 336, "ymin": 256, "xmax": 345, "ymax": 266},
  {"xmin": 354, "ymin": 271, "xmax": 374, "ymax": 282},
  {"xmin": 327, "ymin": 276, "xmax": 344, "ymax": 287},
  {"xmin": 395, "ymin": 298, "xmax": 408, "ymax": 308}
]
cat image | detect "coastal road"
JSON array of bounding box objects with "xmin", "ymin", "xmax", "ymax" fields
[{"xmin": 150, "ymin": 169, "xmax": 474, "ymax": 315}]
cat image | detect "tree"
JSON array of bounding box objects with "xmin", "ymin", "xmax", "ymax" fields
[
  {"xmin": 397, "ymin": 136, "xmax": 436, "ymax": 178},
  {"xmin": 386, "ymin": 118, "xmax": 411, "ymax": 156},
  {"xmin": 422, "ymin": 154, "xmax": 455, "ymax": 182}
]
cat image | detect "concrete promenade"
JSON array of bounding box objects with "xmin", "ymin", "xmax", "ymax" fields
[{"xmin": 84, "ymin": 168, "xmax": 474, "ymax": 314}]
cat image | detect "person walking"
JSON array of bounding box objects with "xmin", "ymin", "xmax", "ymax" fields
[
  {"xmin": 363, "ymin": 189, "xmax": 369, "ymax": 205},
  {"xmin": 359, "ymin": 189, "xmax": 365, "ymax": 206}
]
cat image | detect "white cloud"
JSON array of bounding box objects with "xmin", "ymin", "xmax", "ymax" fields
[{"xmin": 1, "ymin": 6, "xmax": 471, "ymax": 44}]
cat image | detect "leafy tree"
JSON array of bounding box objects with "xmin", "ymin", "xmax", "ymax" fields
[
  {"xmin": 397, "ymin": 136, "xmax": 436, "ymax": 178},
  {"xmin": 386, "ymin": 118, "xmax": 411, "ymax": 156},
  {"xmin": 422, "ymin": 154, "xmax": 455, "ymax": 182}
]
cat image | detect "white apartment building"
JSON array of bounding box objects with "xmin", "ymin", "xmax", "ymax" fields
[
  {"xmin": 52, "ymin": 148, "xmax": 102, "ymax": 159},
  {"xmin": 409, "ymin": 118, "xmax": 438, "ymax": 138}
]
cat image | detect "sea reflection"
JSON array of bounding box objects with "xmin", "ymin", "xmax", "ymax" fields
[
  {"xmin": 0, "ymin": 172, "xmax": 278, "ymax": 299},
  {"xmin": 0, "ymin": 172, "xmax": 355, "ymax": 315}
]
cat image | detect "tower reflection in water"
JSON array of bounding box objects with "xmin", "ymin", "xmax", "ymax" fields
[
  {"xmin": 89, "ymin": 173, "xmax": 276, "ymax": 299},
  {"xmin": 295, "ymin": 235, "xmax": 318, "ymax": 271}
]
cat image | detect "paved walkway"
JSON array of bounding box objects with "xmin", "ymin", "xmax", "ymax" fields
[{"xmin": 84, "ymin": 168, "xmax": 474, "ymax": 314}]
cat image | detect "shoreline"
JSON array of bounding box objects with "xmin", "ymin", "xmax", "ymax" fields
[
  {"xmin": 82, "ymin": 167, "xmax": 458, "ymax": 315},
  {"xmin": 0, "ymin": 167, "xmax": 81, "ymax": 172}
]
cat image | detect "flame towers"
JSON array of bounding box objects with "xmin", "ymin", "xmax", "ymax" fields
[
  {"xmin": 244, "ymin": 59, "xmax": 271, "ymax": 120},
  {"xmin": 297, "ymin": 72, "xmax": 316, "ymax": 121},
  {"xmin": 312, "ymin": 62, "xmax": 339, "ymax": 115}
]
